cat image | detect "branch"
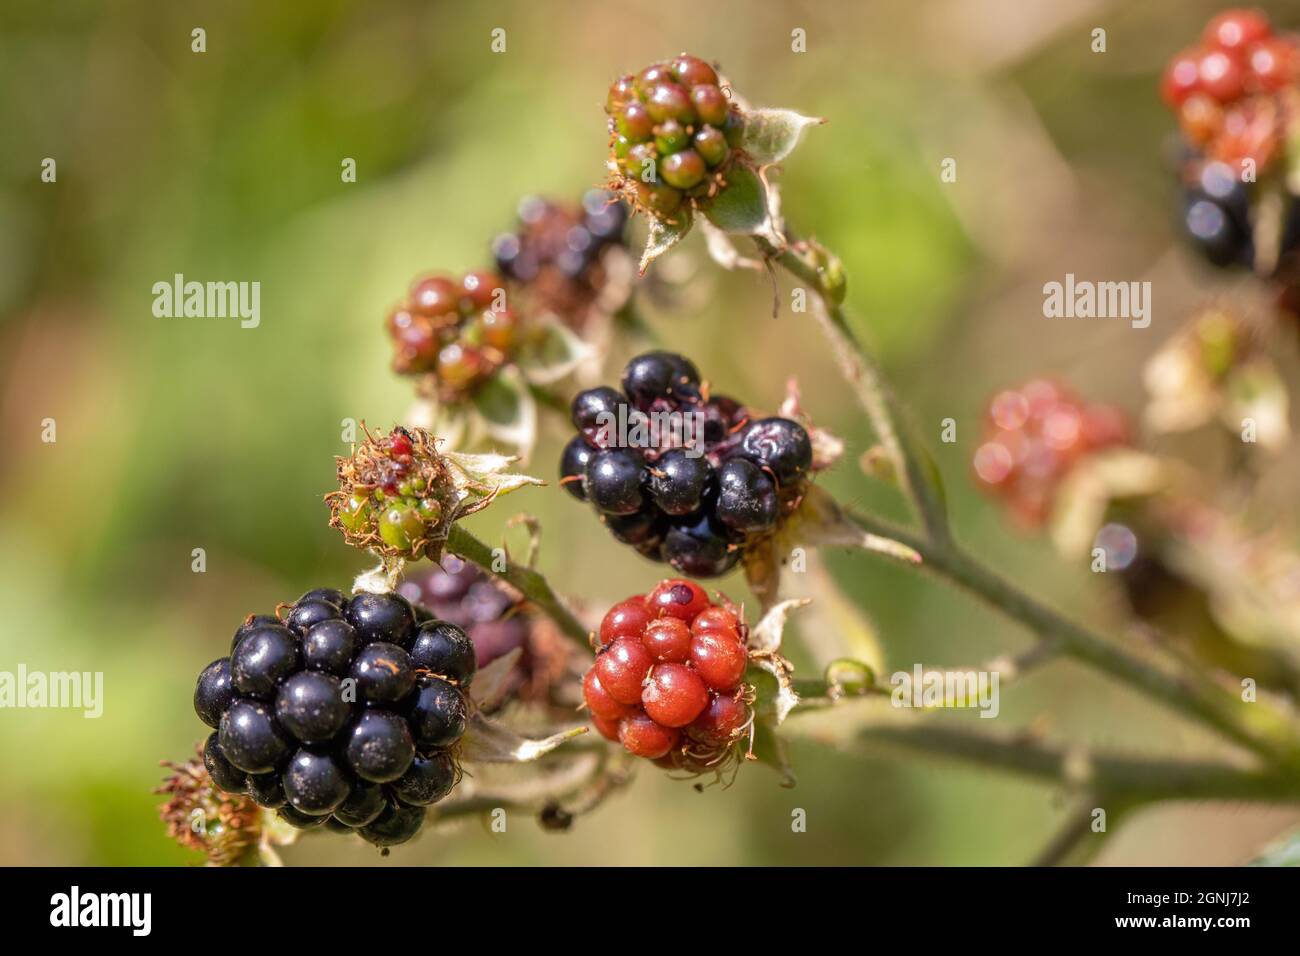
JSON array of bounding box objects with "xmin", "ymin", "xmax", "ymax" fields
[
  {"xmin": 763, "ymin": 236, "xmax": 950, "ymax": 545},
  {"xmin": 446, "ymin": 523, "xmax": 591, "ymax": 651},
  {"xmin": 840, "ymin": 506, "xmax": 1300, "ymax": 770},
  {"xmin": 851, "ymin": 721, "xmax": 1300, "ymax": 804}
]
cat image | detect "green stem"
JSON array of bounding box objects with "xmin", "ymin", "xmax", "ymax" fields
[
  {"xmin": 850, "ymin": 721, "xmax": 1300, "ymax": 804},
  {"xmin": 446, "ymin": 524, "xmax": 591, "ymax": 651},
  {"xmin": 764, "ymin": 237, "xmax": 950, "ymax": 545},
  {"xmin": 843, "ymin": 507, "xmax": 1300, "ymax": 769}
]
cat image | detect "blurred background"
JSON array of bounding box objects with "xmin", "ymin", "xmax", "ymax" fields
[{"xmin": 2, "ymin": 0, "xmax": 1298, "ymax": 865}]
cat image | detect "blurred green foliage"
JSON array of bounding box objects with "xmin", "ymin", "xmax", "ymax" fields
[{"xmin": 1, "ymin": 0, "xmax": 1290, "ymax": 865}]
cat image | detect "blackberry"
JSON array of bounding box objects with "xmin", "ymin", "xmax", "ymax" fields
[
  {"xmin": 582, "ymin": 581, "xmax": 753, "ymax": 772},
  {"xmin": 202, "ymin": 732, "xmax": 247, "ymax": 793},
  {"xmin": 972, "ymin": 379, "xmax": 1130, "ymax": 528},
  {"xmin": 274, "ymin": 671, "xmax": 350, "ymax": 744},
  {"xmin": 343, "ymin": 709, "xmax": 415, "ymax": 783},
  {"xmin": 605, "ymin": 55, "xmax": 742, "ymax": 220},
  {"xmin": 584, "ymin": 448, "xmax": 646, "ymax": 515},
  {"xmin": 358, "ymin": 801, "xmax": 426, "ymax": 848},
  {"xmin": 400, "ymin": 556, "xmax": 576, "ymax": 710},
  {"xmin": 492, "ymin": 191, "xmax": 630, "ymax": 326},
  {"xmin": 350, "ymin": 642, "xmax": 416, "ymax": 704},
  {"xmin": 409, "ymin": 620, "xmax": 477, "ymax": 685},
  {"xmin": 386, "ymin": 268, "xmax": 519, "ymax": 403},
  {"xmin": 230, "ymin": 624, "xmax": 299, "ymax": 700},
  {"xmin": 559, "ymin": 351, "xmax": 818, "ymax": 576},
  {"xmin": 390, "ymin": 752, "xmax": 457, "ymax": 806},
  {"xmin": 406, "ymin": 677, "xmax": 469, "ymax": 750},
  {"xmin": 194, "ymin": 658, "xmax": 236, "ymax": 729},
  {"xmin": 715, "ymin": 458, "xmax": 778, "ymax": 533},
  {"xmin": 191, "ymin": 587, "xmax": 475, "ymax": 849},
  {"xmin": 283, "ymin": 749, "xmax": 351, "ymax": 816}
]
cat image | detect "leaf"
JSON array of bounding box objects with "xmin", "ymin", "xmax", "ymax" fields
[
  {"xmin": 517, "ymin": 319, "xmax": 597, "ymax": 386},
  {"xmin": 748, "ymin": 599, "xmax": 808, "ymax": 725},
  {"xmin": 749, "ymin": 598, "xmax": 810, "ymax": 656},
  {"xmin": 749, "ymin": 718, "xmax": 796, "ymax": 788},
  {"xmin": 701, "ymin": 165, "xmax": 782, "ymax": 246},
  {"xmin": 468, "ymin": 647, "xmax": 523, "ymax": 711},
  {"xmin": 741, "ymin": 108, "xmax": 826, "ymax": 166},
  {"xmin": 458, "ymin": 712, "xmax": 588, "ymax": 763},
  {"xmin": 639, "ymin": 210, "xmax": 693, "ymax": 274},
  {"xmin": 443, "ymin": 446, "xmax": 544, "ymax": 510}
]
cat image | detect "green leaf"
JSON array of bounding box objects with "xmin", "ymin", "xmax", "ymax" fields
[
  {"xmin": 749, "ymin": 718, "xmax": 796, "ymax": 788},
  {"xmin": 740, "ymin": 108, "xmax": 825, "ymax": 166},
  {"xmin": 639, "ymin": 211, "xmax": 692, "ymax": 274}
]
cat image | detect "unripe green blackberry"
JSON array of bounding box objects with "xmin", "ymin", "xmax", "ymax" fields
[{"xmin": 605, "ymin": 54, "xmax": 742, "ymax": 221}]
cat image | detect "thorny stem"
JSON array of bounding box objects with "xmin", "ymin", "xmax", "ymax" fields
[
  {"xmin": 842, "ymin": 506, "xmax": 1300, "ymax": 771},
  {"xmin": 446, "ymin": 524, "xmax": 591, "ymax": 651},
  {"xmin": 852, "ymin": 722, "xmax": 1300, "ymax": 805},
  {"xmin": 765, "ymin": 231, "xmax": 1300, "ymax": 774},
  {"xmin": 761, "ymin": 235, "xmax": 950, "ymax": 545}
]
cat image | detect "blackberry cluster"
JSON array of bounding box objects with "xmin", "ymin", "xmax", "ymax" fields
[
  {"xmin": 972, "ymin": 379, "xmax": 1130, "ymax": 527},
  {"xmin": 492, "ymin": 191, "xmax": 629, "ymax": 323},
  {"xmin": 193, "ymin": 587, "xmax": 476, "ymax": 849},
  {"xmin": 606, "ymin": 54, "xmax": 743, "ymax": 219},
  {"xmin": 400, "ymin": 555, "xmax": 573, "ymax": 707},
  {"xmin": 386, "ymin": 269, "xmax": 521, "ymax": 402},
  {"xmin": 583, "ymin": 579, "xmax": 752, "ymax": 771},
  {"xmin": 1163, "ymin": 10, "xmax": 1300, "ymax": 272},
  {"xmin": 559, "ymin": 351, "xmax": 813, "ymax": 577}
]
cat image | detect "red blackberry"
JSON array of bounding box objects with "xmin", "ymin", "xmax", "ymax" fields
[
  {"xmin": 581, "ymin": 579, "xmax": 754, "ymax": 773},
  {"xmin": 972, "ymin": 379, "xmax": 1130, "ymax": 528},
  {"xmin": 385, "ymin": 268, "xmax": 522, "ymax": 403},
  {"xmin": 559, "ymin": 351, "xmax": 817, "ymax": 577},
  {"xmin": 193, "ymin": 586, "xmax": 475, "ymax": 849}
]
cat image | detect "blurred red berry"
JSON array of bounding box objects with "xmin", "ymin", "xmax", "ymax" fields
[{"xmin": 1203, "ymin": 8, "xmax": 1272, "ymax": 53}]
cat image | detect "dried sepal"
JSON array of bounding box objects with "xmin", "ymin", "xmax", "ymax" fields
[
  {"xmin": 157, "ymin": 747, "xmax": 281, "ymax": 867},
  {"xmin": 458, "ymin": 711, "xmax": 589, "ymax": 763}
]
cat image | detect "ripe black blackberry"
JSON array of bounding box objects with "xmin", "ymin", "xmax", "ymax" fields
[
  {"xmin": 492, "ymin": 191, "xmax": 629, "ymax": 324},
  {"xmin": 559, "ymin": 351, "xmax": 814, "ymax": 577},
  {"xmin": 193, "ymin": 587, "xmax": 476, "ymax": 850}
]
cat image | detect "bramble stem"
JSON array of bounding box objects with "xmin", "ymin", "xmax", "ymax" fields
[
  {"xmin": 842, "ymin": 507, "xmax": 1300, "ymax": 769},
  {"xmin": 762, "ymin": 236, "xmax": 950, "ymax": 545},
  {"xmin": 850, "ymin": 721, "xmax": 1300, "ymax": 804},
  {"xmin": 756, "ymin": 227, "xmax": 1300, "ymax": 770},
  {"xmin": 446, "ymin": 524, "xmax": 591, "ymax": 651}
]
